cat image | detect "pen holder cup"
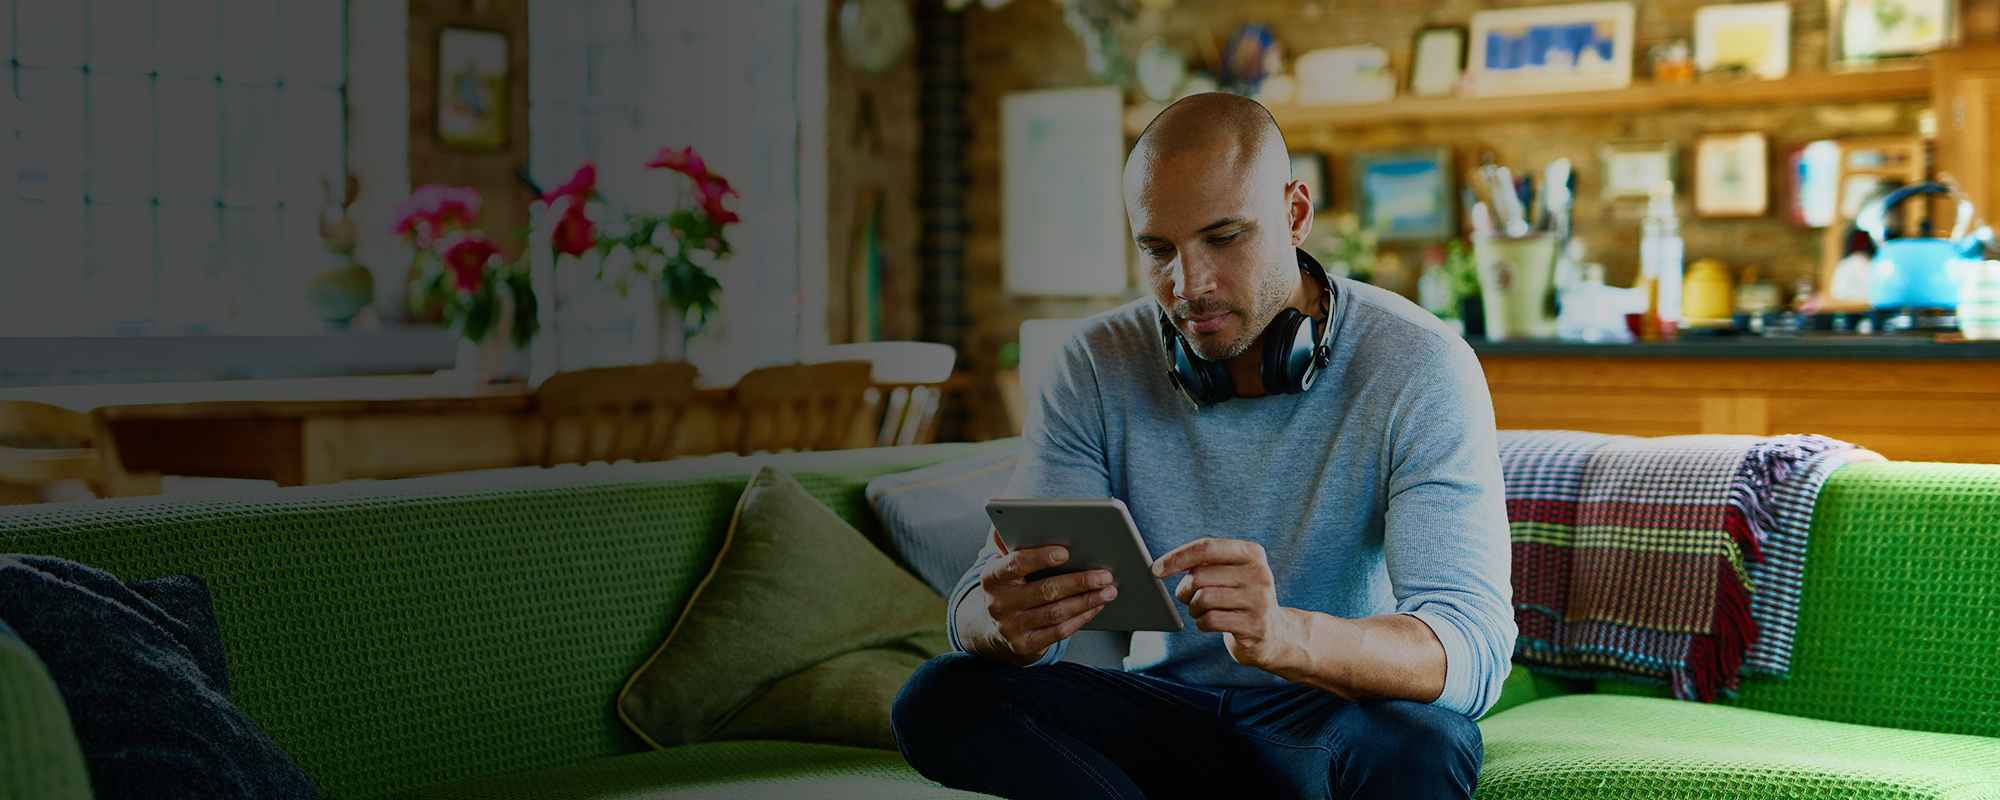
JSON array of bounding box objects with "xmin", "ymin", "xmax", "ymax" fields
[{"xmin": 1474, "ymin": 234, "xmax": 1560, "ymax": 341}]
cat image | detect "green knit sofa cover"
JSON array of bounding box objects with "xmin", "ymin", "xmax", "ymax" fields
[
  {"xmin": 0, "ymin": 442, "xmax": 1007, "ymax": 799},
  {"xmin": 5, "ymin": 445, "xmax": 1998, "ymax": 799}
]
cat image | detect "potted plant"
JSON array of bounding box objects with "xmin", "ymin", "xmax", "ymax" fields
[{"xmin": 396, "ymin": 185, "xmax": 537, "ymax": 383}]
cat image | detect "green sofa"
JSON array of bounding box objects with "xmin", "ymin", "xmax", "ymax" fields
[{"xmin": 3, "ymin": 440, "xmax": 1998, "ymax": 799}]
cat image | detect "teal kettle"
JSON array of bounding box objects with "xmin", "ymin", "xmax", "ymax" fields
[{"xmin": 1857, "ymin": 182, "xmax": 1992, "ymax": 310}]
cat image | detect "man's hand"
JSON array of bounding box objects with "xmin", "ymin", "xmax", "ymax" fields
[
  {"xmin": 974, "ymin": 541, "xmax": 1118, "ymax": 664},
  {"xmin": 1152, "ymin": 537, "xmax": 1305, "ymax": 674}
]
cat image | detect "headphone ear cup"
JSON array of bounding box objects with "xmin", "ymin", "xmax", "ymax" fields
[{"xmin": 1262, "ymin": 309, "xmax": 1308, "ymax": 394}]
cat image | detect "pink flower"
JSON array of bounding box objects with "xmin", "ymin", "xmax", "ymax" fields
[
  {"xmin": 551, "ymin": 206, "xmax": 595, "ymax": 257},
  {"xmin": 544, "ymin": 163, "xmax": 597, "ymax": 204},
  {"xmin": 394, "ymin": 185, "xmax": 482, "ymax": 245},
  {"xmin": 647, "ymin": 145, "xmax": 707, "ymax": 178},
  {"xmin": 442, "ymin": 233, "xmax": 499, "ymax": 293},
  {"xmin": 702, "ymin": 194, "xmax": 741, "ymax": 227}
]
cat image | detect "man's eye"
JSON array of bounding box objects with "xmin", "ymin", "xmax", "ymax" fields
[
  {"xmin": 1207, "ymin": 232, "xmax": 1241, "ymax": 245},
  {"xmin": 1144, "ymin": 247, "xmax": 1174, "ymax": 261}
]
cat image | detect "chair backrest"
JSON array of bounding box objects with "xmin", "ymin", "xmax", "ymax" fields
[
  {"xmin": 0, "ymin": 401, "xmax": 150, "ymax": 504},
  {"xmin": 534, "ymin": 363, "xmax": 700, "ymax": 467},
  {"xmin": 731, "ymin": 361, "xmax": 875, "ymax": 455},
  {"xmin": 808, "ymin": 342, "xmax": 957, "ymax": 447}
]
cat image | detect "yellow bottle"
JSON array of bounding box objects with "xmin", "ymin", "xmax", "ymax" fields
[{"xmin": 1682, "ymin": 258, "xmax": 1735, "ymax": 328}]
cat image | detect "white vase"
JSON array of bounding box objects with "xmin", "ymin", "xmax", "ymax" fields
[
  {"xmin": 446, "ymin": 287, "xmax": 516, "ymax": 386},
  {"xmin": 651, "ymin": 282, "xmax": 689, "ymax": 363},
  {"xmin": 528, "ymin": 249, "xmax": 563, "ymax": 387}
]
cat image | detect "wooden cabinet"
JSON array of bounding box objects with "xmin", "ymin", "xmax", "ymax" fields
[
  {"xmin": 1934, "ymin": 46, "xmax": 2000, "ymax": 219},
  {"xmin": 1480, "ymin": 351, "xmax": 2000, "ymax": 464}
]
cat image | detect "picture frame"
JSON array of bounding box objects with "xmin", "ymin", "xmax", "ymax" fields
[
  {"xmin": 1467, "ymin": 2, "xmax": 1635, "ymax": 96},
  {"xmin": 1351, "ymin": 147, "xmax": 1455, "ymax": 241},
  {"xmin": 436, "ymin": 27, "xmax": 511, "ymax": 151},
  {"xmin": 1693, "ymin": 2, "xmax": 1790, "ymax": 80},
  {"xmin": 1599, "ymin": 141, "xmax": 1677, "ymax": 202},
  {"xmin": 1291, "ymin": 153, "xmax": 1331, "ymax": 211},
  {"xmin": 1833, "ymin": 0, "xmax": 1957, "ymax": 64},
  {"xmin": 1410, "ymin": 26, "xmax": 1468, "ymax": 98},
  {"xmin": 1694, "ymin": 132, "xmax": 1770, "ymax": 218},
  {"xmin": 1293, "ymin": 46, "xmax": 1395, "ymax": 106}
]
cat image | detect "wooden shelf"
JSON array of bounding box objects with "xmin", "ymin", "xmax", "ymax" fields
[{"xmin": 1125, "ymin": 66, "xmax": 1933, "ymax": 134}]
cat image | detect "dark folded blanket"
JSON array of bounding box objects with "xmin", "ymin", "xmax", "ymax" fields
[{"xmin": 1499, "ymin": 431, "xmax": 1876, "ymax": 701}]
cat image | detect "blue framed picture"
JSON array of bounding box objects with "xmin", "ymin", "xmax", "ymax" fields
[
  {"xmin": 1467, "ymin": 2, "xmax": 1634, "ymax": 96},
  {"xmin": 1352, "ymin": 148, "xmax": 1455, "ymax": 241}
]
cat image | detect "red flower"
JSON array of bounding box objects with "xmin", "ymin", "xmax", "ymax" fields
[
  {"xmin": 551, "ymin": 206, "xmax": 596, "ymax": 257},
  {"xmin": 544, "ymin": 163, "xmax": 597, "ymax": 204},
  {"xmin": 647, "ymin": 145, "xmax": 707, "ymax": 179},
  {"xmin": 442, "ymin": 233, "xmax": 499, "ymax": 293},
  {"xmin": 702, "ymin": 194, "xmax": 741, "ymax": 227},
  {"xmin": 434, "ymin": 187, "xmax": 480, "ymax": 229}
]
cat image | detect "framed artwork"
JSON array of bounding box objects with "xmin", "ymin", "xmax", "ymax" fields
[
  {"xmin": 1467, "ymin": 2, "xmax": 1635, "ymax": 96},
  {"xmin": 1410, "ymin": 26, "xmax": 1468, "ymax": 98},
  {"xmin": 1834, "ymin": 0, "xmax": 1956, "ymax": 64},
  {"xmin": 436, "ymin": 27, "xmax": 511, "ymax": 151},
  {"xmin": 1293, "ymin": 46, "xmax": 1395, "ymax": 105},
  {"xmin": 1599, "ymin": 141, "xmax": 1676, "ymax": 202},
  {"xmin": 1352, "ymin": 148, "xmax": 1455, "ymax": 241},
  {"xmin": 1001, "ymin": 87, "xmax": 1128, "ymax": 296},
  {"xmin": 1291, "ymin": 153, "xmax": 1331, "ymax": 211},
  {"xmin": 1694, "ymin": 132, "xmax": 1770, "ymax": 218},
  {"xmin": 1694, "ymin": 2, "xmax": 1790, "ymax": 79}
]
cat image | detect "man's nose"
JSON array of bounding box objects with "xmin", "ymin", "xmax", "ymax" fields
[{"xmin": 1172, "ymin": 251, "xmax": 1218, "ymax": 301}]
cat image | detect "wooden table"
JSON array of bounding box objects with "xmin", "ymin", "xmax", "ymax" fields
[{"xmin": 1, "ymin": 376, "xmax": 741, "ymax": 486}]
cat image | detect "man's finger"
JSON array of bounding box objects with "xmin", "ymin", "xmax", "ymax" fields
[
  {"xmin": 991, "ymin": 569, "xmax": 1112, "ymax": 616},
  {"xmin": 986, "ymin": 544, "xmax": 1069, "ymax": 585},
  {"xmin": 1195, "ymin": 609, "xmax": 1251, "ymax": 635},
  {"xmin": 1019, "ymin": 604, "xmax": 1106, "ymax": 655},
  {"xmin": 1187, "ymin": 586, "xmax": 1255, "ymax": 616},
  {"xmin": 1173, "ymin": 566, "xmax": 1253, "ymax": 604},
  {"xmin": 1152, "ymin": 537, "xmax": 1262, "ymax": 578},
  {"xmin": 1019, "ymin": 584, "xmax": 1116, "ymax": 631}
]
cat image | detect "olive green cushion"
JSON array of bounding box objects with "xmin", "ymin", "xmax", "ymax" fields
[
  {"xmin": 1477, "ymin": 695, "xmax": 2000, "ymax": 799},
  {"xmin": 384, "ymin": 741, "xmax": 988, "ymax": 800},
  {"xmin": 617, "ymin": 467, "xmax": 950, "ymax": 751},
  {"xmin": 0, "ymin": 629, "xmax": 92, "ymax": 800}
]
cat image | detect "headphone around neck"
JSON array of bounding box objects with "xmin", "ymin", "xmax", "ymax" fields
[{"xmin": 1160, "ymin": 249, "xmax": 1336, "ymax": 408}]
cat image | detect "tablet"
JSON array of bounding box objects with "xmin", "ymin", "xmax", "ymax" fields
[{"xmin": 984, "ymin": 497, "xmax": 1184, "ymax": 632}]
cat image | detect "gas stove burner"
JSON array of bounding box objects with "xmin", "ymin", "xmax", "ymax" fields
[{"xmin": 1870, "ymin": 307, "xmax": 1959, "ymax": 334}]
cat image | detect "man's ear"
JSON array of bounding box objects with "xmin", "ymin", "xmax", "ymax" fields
[{"xmin": 1286, "ymin": 179, "xmax": 1314, "ymax": 247}]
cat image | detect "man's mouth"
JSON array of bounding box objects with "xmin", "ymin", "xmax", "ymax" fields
[{"xmin": 1184, "ymin": 311, "xmax": 1231, "ymax": 335}]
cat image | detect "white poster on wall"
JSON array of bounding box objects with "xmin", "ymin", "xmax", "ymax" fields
[{"xmin": 1002, "ymin": 87, "xmax": 1129, "ymax": 297}]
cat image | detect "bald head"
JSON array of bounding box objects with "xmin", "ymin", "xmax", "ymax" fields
[
  {"xmin": 1126, "ymin": 92, "xmax": 1291, "ymax": 191},
  {"xmin": 1124, "ymin": 93, "xmax": 1315, "ymax": 366}
]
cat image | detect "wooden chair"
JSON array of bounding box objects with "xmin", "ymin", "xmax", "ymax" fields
[
  {"xmin": 0, "ymin": 401, "xmax": 159, "ymax": 504},
  {"xmin": 807, "ymin": 342, "xmax": 957, "ymax": 446},
  {"xmin": 730, "ymin": 361, "xmax": 876, "ymax": 455},
  {"xmin": 534, "ymin": 363, "xmax": 700, "ymax": 467}
]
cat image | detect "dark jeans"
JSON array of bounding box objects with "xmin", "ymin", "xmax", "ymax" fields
[{"xmin": 891, "ymin": 653, "xmax": 1481, "ymax": 800}]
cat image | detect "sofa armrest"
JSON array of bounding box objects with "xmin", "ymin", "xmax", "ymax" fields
[{"xmin": 0, "ymin": 634, "xmax": 92, "ymax": 800}]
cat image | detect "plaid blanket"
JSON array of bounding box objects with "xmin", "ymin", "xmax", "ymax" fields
[{"xmin": 1499, "ymin": 430, "xmax": 1874, "ymax": 701}]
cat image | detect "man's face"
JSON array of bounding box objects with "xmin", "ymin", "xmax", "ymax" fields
[{"xmin": 1126, "ymin": 146, "xmax": 1306, "ymax": 361}]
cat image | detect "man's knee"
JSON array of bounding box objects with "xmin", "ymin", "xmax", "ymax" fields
[
  {"xmin": 1334, "ymin": 700, "xmax": 1482, "ymax": 798},
  {"xmin": 891, "ymin": 653, "xmax": 1010, "ymax": 762}
]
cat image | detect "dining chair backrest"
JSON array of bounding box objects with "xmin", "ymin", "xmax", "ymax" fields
[
  {"xmin": 806, "ymin": 342, "xmax": 957, "ymax": 447},
  {"xmin": 730, "ymin": 361, "xmax": 876, "ymax": 455},
  {"xmin": 535, "ymin": 362, "xmax": 700, "ymax": 467},
  {"xmin": 0, "ymin": 401, "xmax": 157, "ymax": 504}
]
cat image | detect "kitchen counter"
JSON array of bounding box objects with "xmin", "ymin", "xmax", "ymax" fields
[
  {"xmin": 1470, "ymin": 336, "xmax": 2000, "ymax": 361},
  {"xmin": 1472, "ymin": 339, "xmax": 2000, "ymax": 464}
]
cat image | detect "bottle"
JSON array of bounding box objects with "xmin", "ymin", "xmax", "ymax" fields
[{"xmin": 1641, "ymin": 181, "xmax": 1684, "ymax": 338}]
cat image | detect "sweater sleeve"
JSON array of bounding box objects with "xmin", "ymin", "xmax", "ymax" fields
[
  {"xmin": 1382, "ymin": 340, "xmax": 1517, "ymax": 718},
  {"xmin": 945, "ymin": 331, "xmax": 1114, "ymax": 667}
]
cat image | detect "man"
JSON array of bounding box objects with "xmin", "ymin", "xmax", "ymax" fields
[{"xmin": 891, "ymin": 93, "xmax": 1514, "ymax": 799}]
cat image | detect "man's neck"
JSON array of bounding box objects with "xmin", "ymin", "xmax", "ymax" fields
[{"xmin": 1224, "ymin": 268, "xmax": 1325, "ymax": 398}]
